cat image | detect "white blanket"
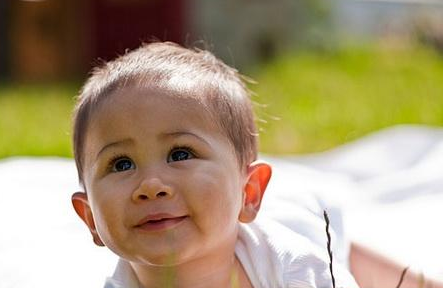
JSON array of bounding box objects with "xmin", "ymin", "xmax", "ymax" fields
[
  {"xmin": 292, "ymin": 125, "xmax": 443, "ymax": 278},
  {"xmin": 1, "ymin": 125, "xmax": 442, "ymax": 287}
]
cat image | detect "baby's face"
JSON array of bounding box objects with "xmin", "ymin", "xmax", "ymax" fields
[{"xmin": 81, "ymin": 86, "xmax": 247, "ymax": 265}]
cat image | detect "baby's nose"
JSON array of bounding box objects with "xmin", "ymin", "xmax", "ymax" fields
[{"xmin": 132, "ymin": 177, "xmax": 173, "ymax": 202}]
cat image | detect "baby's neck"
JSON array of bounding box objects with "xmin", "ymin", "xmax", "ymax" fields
[{"xmin": 130, "ymin": 252, "xmax": 251, "ymax": 288}]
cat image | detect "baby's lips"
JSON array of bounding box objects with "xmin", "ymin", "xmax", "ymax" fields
[{"xmin": 135, "ymin": 212, "xmax": 188, "ymax": 227}]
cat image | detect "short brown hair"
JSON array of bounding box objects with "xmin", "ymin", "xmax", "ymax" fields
[{"xmin": 73, "ymin": 42, "xmax": 258, "ymax": 186}]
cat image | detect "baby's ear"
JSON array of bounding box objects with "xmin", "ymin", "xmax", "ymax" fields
[
  {"xmin": 71, "ymin": 192, "xmax": 105, "ymax": 247},
  {"xmin": 238, "ymin": 160, "xmax": 272, "ymax": 223}
]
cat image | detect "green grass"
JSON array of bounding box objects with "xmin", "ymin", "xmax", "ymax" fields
[
  {"xmin": 0, "ymin": 83, "xmax": 77, "ymax": 158},
  {"xmin": 1, "ymin": 43, "xmax": 443, "ymax": 158},
  {"xmin": 251, "ymin": 43, "xmax": 443, "ymax": 154}
]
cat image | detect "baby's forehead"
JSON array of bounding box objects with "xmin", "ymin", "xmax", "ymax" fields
[
  {"xmin": 88, "ymin": 84, "xmax": 225, "ymax": 137},
  {"xmin": 99, "ymin": 82, "xmax": 217, "ymax": 116}
]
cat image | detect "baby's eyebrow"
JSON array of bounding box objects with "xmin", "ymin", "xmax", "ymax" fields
[
  {"xmin": 96, "ymin": 138, "xmax": 134, "ymax": 161},
  {"xmin": 161, "ymin": 131, "xmax": 210, "ymax": 146}
]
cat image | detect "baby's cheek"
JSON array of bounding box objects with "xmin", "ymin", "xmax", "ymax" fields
[
  {"xmin": 93, "ymin": 197, "xmax": 125, "ymax": 242},
  {"xmin": 192, "ymin": 183, "xmax": 240, "ymax": 230}
]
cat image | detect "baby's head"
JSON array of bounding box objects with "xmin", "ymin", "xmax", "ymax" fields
[
  {"xmin": 71, "ymin": 42, "xmax": 272, "ymax": 267},
  {"xmin": 74, "ymin": 42, "xmax": 258, "ymax": 183}
]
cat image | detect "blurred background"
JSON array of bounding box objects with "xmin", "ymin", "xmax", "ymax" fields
[{"xmin": 1, "ymin": 0, "xmax": 443, "ymax": 158}]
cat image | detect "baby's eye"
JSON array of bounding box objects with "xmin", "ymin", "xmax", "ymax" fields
[
  {"xmin": 167, "ymin": 147, "xmax": 195, "ymax": 162},
  {"xmin": 112, "ymin": 157, "xmax": 135, "ymax": 172}
]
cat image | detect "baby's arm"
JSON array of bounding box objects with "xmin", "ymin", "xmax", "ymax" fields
[{"xmin": 350, "ymin": 241, "xmax": 443, "ymax": 288}]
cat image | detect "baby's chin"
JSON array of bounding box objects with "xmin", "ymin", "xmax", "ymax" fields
[
  {"xmin": 135, "ymin": 252, "xmax": 186, "ymax": 267},
  {"xmin": 112, "ymin": 246, "xmax": 200, "ymax": 268}
]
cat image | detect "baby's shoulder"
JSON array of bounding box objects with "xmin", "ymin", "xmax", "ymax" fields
[{"xmin": 236, "ymin": 217, "xmax": 358, "ymax": 288}]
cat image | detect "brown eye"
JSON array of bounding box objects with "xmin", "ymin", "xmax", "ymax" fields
[
  {"xmin": 112, "ymin": 158, "xmax": 135, "ymax": 172},
  {"xmin": 167, "ymin": 148, "xmax": 194, "ymax": 162}
]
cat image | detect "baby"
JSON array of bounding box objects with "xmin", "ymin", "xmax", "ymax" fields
[{"xmin": 70, "ymin": 42, "xmax": 358, "ymax": 288}]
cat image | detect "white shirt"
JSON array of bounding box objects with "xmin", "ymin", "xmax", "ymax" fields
[{"xmin": 235, "ymin": 216, "xmax": 358, "ymax": 288}]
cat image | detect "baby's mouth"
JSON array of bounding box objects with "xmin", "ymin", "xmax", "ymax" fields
[
  {"xmin": 143, "ymin": 216, "xmax": 187, "ymax": 224},
  {"xmin": 135, "ymin": 214, "xmax": 188, "ymax": 232}
]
